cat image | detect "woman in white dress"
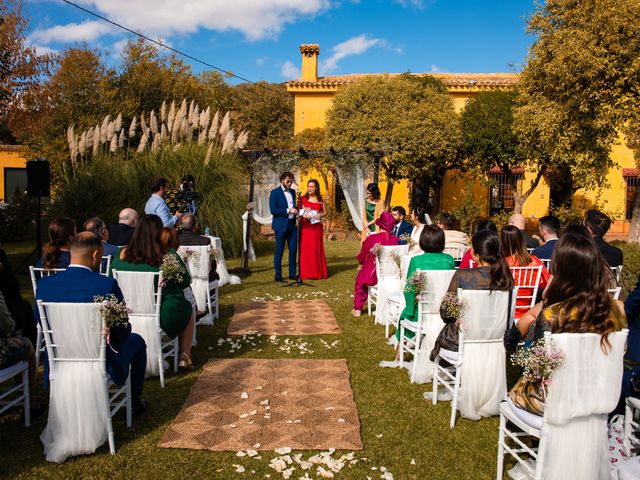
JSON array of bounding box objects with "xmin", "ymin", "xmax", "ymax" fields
[{"xmin": 408, "ymin": 207, "xmax": 431, "ymax": 256}]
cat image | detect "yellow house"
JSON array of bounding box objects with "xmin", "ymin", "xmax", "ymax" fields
[
  {"xmin": 0, "ymin": 144, "xmax": 28, "ymax": 203},
  {"xmin": 287, "ymin": 44, "xmax": 636, "ymax": 234}
]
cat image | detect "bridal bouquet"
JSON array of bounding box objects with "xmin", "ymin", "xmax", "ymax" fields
[
  {"xmin": 511, "ymin": 339, "xmax": 565, "ymax": 398},
  {"xmin": 161, "ymin": 253, "xmax": 184, "ymax": 283},
  {"xmin": 94, "ymin": 294, "xmax": 130, "ymax": 329}
]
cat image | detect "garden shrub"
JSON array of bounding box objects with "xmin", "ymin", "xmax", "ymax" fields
[
  {"xmin": 0, "ymin": 189, "xmax": 37, "ymax": 243},
  {"xmin": 613, "ymin": 241, "xmax": 640, "ymax": 298}
]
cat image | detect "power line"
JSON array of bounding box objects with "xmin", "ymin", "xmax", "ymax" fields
[{"xmin": 59, "ymin": 0, "xmax": 276, "ymax": 91}]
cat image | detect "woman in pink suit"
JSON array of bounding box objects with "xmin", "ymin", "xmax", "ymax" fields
[{"xmin": 351, "ymin": 211, "xmax": 399, "ymax": 317}]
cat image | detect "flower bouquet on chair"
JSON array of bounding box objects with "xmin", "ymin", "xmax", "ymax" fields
[
  {"xmin": 94, "ymin": 294, "xmax": 130, "ymax": 352},
  {"xmin": 508, "ymin": 338, "xmax": 565, "ymax": 416}
]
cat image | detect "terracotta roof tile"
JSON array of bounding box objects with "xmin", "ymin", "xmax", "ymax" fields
[
  {"xmin": 0, "ymin": 144, "xmax": 27, "ymax": 152},
  {"xmin": 287, "ymin": 72, "xmax": 519, "ymax": 88},
  {"xmin": 623, "ymin": 168, "xmax": 640, "ymax": 177}
]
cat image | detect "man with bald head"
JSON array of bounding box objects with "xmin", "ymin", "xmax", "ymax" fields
[
  {"xmin": 35, "ymin": 232, "xmax": 148, "ymax": 415},
  {"xmin": 108, "ymin": 208, "xmax": 138, "ymax": 247},
  {"xmin": 509, "ymin": 213, "xmax": 539, "ymax": 249}
]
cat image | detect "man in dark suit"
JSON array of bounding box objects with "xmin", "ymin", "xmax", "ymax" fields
[
  {"xmin": 390, "ymin": 206, "xmax": 413, "ymax": 238},
  {"xmin": 584, "ymin": 209, "xmax": 623, "ymax": 267},
  {"xmin": 269, "ymin": 171, "xmax": 298, "ymax": 282},
  {"xmin": 35, "ymin": 232, "xmax": 148, "ymax": 415},
  {"xmin": 178, "ymin": 212, "xmax": 219, "ymax": 281},
  {"xmin": 532, "ymin": 215, "xmax": 560, "ymax": 259},
  {"xmin": 108, "ymin": 208, "xmax": 138, "ymax": 247}
]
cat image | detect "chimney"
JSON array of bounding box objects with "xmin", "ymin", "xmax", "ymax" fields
[{"xmin": 299, "ymin": 44, "xmax": 320, "ymax": 82}]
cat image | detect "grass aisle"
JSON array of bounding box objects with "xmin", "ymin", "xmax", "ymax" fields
[{"xmin": 1, "ymin": 240, "xmax": 500, "ymax": 480}]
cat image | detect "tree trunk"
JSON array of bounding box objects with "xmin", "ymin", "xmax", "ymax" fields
[
  {"xmin": 384, "ymin": 179, "xmax": 394, "ymax": 209},
  {"xmin": 628, "ymin": 192, "xmax": 640, "ymax": 242},
  {"xmin": 513, "ymin": 168, "xmax": 546, "ymax": 215}
]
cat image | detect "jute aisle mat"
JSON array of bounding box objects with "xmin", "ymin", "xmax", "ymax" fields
[
  {"xmin": 159, "ymin": 358, "xmax": 363, "ymax": 451},
  {"xmin": 228, "ymin": 300, "xmax": 341, "ymax": 335}
]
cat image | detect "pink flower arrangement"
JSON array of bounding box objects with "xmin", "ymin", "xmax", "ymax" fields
[{"xmin": 511, "ymin": 339, "xmax": 565, "ymax": 398}]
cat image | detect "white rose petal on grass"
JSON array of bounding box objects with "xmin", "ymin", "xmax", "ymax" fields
[
  {"xmin": 376, "ymin": 434, "xmax": 383, "ymax": 438},
  {"xmin": 381, "ymin": 472, "xmax": 394, "ymax": 480},
  {"xmin": 410, "ymin": 459, "xmax": 416, "ymax": 465},
  {"xmin": 282, "ymin": 467, "xmax": 296, "ymax": 479},
  {"xmin": 317, "ymin": 466, "xmax": 334, "ymax": 478},
  {"xmin": 240, "ymin": 392, "xmax": 249, "ymax": 399},
  {"xmin": 233, "ymin": 464, "xmax": 245, "ymax": 473},
  {"xmin": 236, "ymin": 450, "xmax": 247, "ymax": 457},
  {"xmin": 247, "ymin": 449, "xmax": 258, "ymax": 457},
  {"xmin": 253, "ymin": 443, "xmax": 261, "ymax": 449},
  {"xmin": 275, "ymin": 447, "xmax": 292, "ymax": 454}
]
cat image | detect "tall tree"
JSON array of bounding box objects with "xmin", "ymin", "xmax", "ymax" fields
[
  {"xmin": 0, "ymin": 0, "xmax": 53, "ymax": 143},
  {"xmin": 460, "ymin": 91, "xmax": 534, "ymax": 213},
  {"xmin": 514, "ymin": 0, "xmax": 640, "ymax": 236},
  {"xmin": 233, "ymin": 82, "xmax": 294, "ymax": 150},
  {"xmin": 325, "ymin": 74, "xmax": 460, "ymax": 206}
]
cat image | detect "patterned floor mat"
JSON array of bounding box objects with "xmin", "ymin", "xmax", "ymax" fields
[{"xmin": 159, "ymin": 358, "xmax": 362, "ymax": 451}]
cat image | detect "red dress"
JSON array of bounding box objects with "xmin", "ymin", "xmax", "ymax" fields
[{"xmin": 299, "ymin": 196, "xmax": 328, "ymax": 280}]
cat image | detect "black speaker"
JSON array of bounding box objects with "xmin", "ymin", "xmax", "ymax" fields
[{"xmin": 26, "ymin": 159, "xmax": 50, "ymax": 197}]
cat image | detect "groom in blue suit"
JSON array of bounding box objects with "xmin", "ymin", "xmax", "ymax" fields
[
  {"xmin": 269, "ymin": 172, "xmax": 298, "ymax": 282},
  {"xmin": 35, "ymin": 232, "xmax": 148, "ymax": 415}
]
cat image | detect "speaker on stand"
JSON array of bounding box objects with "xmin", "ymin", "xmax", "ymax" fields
[{"xmin": 14, "ymin": 158, "xmax": 50, "ymax": 273}]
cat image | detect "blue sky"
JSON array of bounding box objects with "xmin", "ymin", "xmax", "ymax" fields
[{"xmin": 25, "ymin": 0, "xmax": 535, "ymax": 84}]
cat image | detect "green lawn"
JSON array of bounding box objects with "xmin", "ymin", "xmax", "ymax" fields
[{"xmin": 1, "ymin": 240, "xmax": 507, "ymax": 480}]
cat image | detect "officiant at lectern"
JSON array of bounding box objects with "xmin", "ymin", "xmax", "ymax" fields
[{"xmin": 269, "ymin": 172, "xmax": 298, "ymax": 282}]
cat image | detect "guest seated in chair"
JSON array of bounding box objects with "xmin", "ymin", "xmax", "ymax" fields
[
  {"xmin": 35, "ymin": 232, "xmax": 148, "ymax": 415},
  {"xmin": 435, "ymin": 212, "xmax": 468, "ymax": 249},
  {"xmin": 108, "ymin": 208, "xmax": 138, "ymax": 247},
  {"xmin": 459, "ymin": 219, "xmax": 497, "ymax": 269},
  {"xmin": 380, "ymin": 224, "xmax": 455, "ymax": 368},
  {"xmin": 111, "ymin": 215, "xmax": 196, "ymax": 371},
  {"xmin": 430, "ymin": 229, "xmax": 514, "ymax": 360},
  {"xmin": 0, "ymin": 291, "xmax": 40, "ymax": 416},
  {"xmin": 177, "ymin": 212, "xmax": 219, "ymax": 282},
  {"xmin": 83, "ymin": 217, "xmax": 119, "ymax": 259},
  {"xmin": 510, "ymin": 231, "xmax": 626, "ymax": 416},
  {"xmin": 351, "ymin": 211, "xmax": 400, "ymax": 317},
  {"xmin": 35, "ymin": 217, "xmax": 77, "ymax": 269}
]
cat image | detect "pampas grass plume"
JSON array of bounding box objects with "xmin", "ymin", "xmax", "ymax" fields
[
  {"xmin": 209, "ymin": 110, "xmax": 219, "ymax": 139},
  {"xmin": 219, "ymin": 111, "xmax": 231, "ymax": 140},
  {"xmin": 204, "ymin": 142, "xmax": 213, "ymax": 165},
  {"xmin": 129, "ymin": 116, "xmax": 137, "ymax": 138},
  {"xmin": 137, "ymin": 131, "xmax": 148, "ymax": 153},
  {"xmin": 167, "ymin": 101, "xmax": 175, "ymax": 132},
  {"xmin": 160, "ymin": 101, "xmax": 167, "ymax": 123},
  {"xmin": 150, "ymin": 110, "xmax": 158, "ymax": 135},
  {"xmin": 114, "ymin": 113, "xmax": 122, "ymax": 132}
]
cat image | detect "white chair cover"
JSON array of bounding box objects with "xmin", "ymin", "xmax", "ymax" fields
[
  {"xmin": 375, "ymin": 245, "xmax": 409, "ymax": 325},
  {"xmin": 411, "ymin": 270, "xmax": 457, "ymax": 383},
  {"xmin": 178, "ymin": 245, "xmax": 212, "ymax": 323},
  {"xmin": 539, "ymin": 331, "xmax": 627, "ymax": 480},
  {"xmin": 458, "ymin": 289, "xmax": 511, "ymax": 420},
  {"xmin": 112, "ymin": 271, "xmax": 161, "ymax": 377},
  {"xmin": 205, "ymin": 236, "xmax": 240, "ymax": 286},
  {"xmin": 39, "ymin": 303, "xmax": 108, "ymax": 463}
]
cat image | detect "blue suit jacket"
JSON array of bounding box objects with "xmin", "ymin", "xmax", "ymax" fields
[
  {"xmin": 532, "ymin": 239, "xmax": 558, "ymax": 260},
  {"xmin": 394, "ymin": 220, "xmax": 413, "ymax": 238},
  {"xmin": 269, "ymin": 186, "xmax": 296, "ymax": 233},
  {"xmin": 35, "ymin": 266, "xmax": 138, "ymax": 383}
]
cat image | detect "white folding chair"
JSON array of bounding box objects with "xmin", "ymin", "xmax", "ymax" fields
[
  {"xmin": 625, "ymin": 397, "xmax": 640, "ymax": 457},
  {"xmin": 510, "ymin": 266, "xmax": 543, "ymax": 318},
  {"xmin": 0, "ymin": 360, "xmax": 30, "ymax": 427},
  {"xmin": 538, "ymin": 258, "xmax": 552, "ymax": 273},
  {"xmin": 611, "ymin": 265, "xmax": 623, "ymax": 285},
  {"xmin": 443, "ymin": 246, "xmax": 467, "ymax": 263},
  {"xmin": 177, "ymin": 245, "xmax": 219, "ymax": 325},
  {"xmin": 100, "ymin": 255, "xmax": 112, "ymax": 276},
  {"xmin": 609, "ymin": 287, "xmax": 622, "ymax": 300},
  {"xmin": 399, "ymin": 269, "xmax": 456, "ymax": 383},
  {"xmin": 37, "ymin": 301, "xmax": 132, "ymax": 459},
  {"xmin": 370, "ymin": 244, "xmax": 409, "ymax": 326},
  {"xmin": 496, "ymin": 330, "xmax": 628, "ymax": 480},
  {"xmin": 432, "ymin": 288, "xmax": 516, "ymax": 429},
  {"xmin": 382, "ymin": 255, "xmax": 413, "ymax": 338},
  {"xmin": 112, "ymin": 270, "xmax": 178, "ymax": 388},
  {"xmin": 29, "ymin": 266, "xmax": 66, "ymax": 369}
]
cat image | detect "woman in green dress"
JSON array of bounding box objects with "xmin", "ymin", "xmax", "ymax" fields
[
  {"xmin": 361, "ymin": 183, "xmax": 385, "ymax": 243},
  {"xmin": 380, "ymin": 224, "xmax": 455, "ymax": 367},
  {"xmin": 111, "ymin": 214, "xmax": 196, "ymax": 370}
]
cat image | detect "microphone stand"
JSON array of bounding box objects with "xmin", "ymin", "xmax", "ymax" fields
[{"xmin": 283, "ymin": 191, "xmax": 313, "ymax": 288}]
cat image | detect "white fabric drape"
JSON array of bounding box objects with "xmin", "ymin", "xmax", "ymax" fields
[
  {"xmin": 40, "ymin": 303, "xmax": 109, "ymax": 463},
  {"xmin": 113, "ymin": 271, "xmax": 161, "ymax": 377},
  {"xmin": 336, "ymin": 165, "xmax": 365, "ymax": 232},
  {"xmin": 375, "ymin": 245, "xmax": 409, "ymax": 326},
  {"xmin": 458, "ymin": 289, "xmax": 511, "ymax": 420},
  {"xmin": 204, "ymin": 236, "xmax": 240, "ymax": 286},
  {"xmin": 241, "ymin": 165, "xmax": 299, "ymax": 259},
  {"xmin": 178, "ymin": 245, "xmax": 213, "ymax": 325},
  {"xmin": 412, "ymin": 269, "xmax": 457, "ymax": 384},
  {"xmin": 539, "ymin": 331, "xmax": 627, "ymax": 480}
]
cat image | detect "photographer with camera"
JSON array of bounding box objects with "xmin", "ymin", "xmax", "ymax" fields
[{"xmin": 165, "ymin": 174, "xmax": 201, "ymax": 216}]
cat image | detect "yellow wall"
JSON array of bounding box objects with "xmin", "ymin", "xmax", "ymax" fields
[{"xmin": 0, "ymin": 147, "xmax": 28, "ymax": 202}]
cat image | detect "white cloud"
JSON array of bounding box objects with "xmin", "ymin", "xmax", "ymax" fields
[
  {"xmin": 320, "ymin": 34, "xmax": 387, "ymax": 74},
  {"xmin": 32, "ymin": 45, "xmax": 58, "ymax": 56},
  {"xmin": 281, "ymin": 60, "xmax": 301, "ymax": 80},
  {"xmin": 67, "ymin": 0, "xmax": 331, "ymax": 41},
  {"xmin": 429, "ymin": 64, "xmax": 440, "ymax": 73},
  {"xmin": 393, "ymin": 0, "xmax": 432, "ymax": 8},
  {"xmin": 28, "ymin": 20, "xmax": 114, "ymax": 44},
  {"xmin": 256, "ymin": 56, "xmax": 269, "ymax": 67}
]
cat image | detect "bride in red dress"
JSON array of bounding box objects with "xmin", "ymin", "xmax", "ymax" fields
[{"xmin": 298, "ymin": 179, "xmax": 328, "ymax": 280}]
